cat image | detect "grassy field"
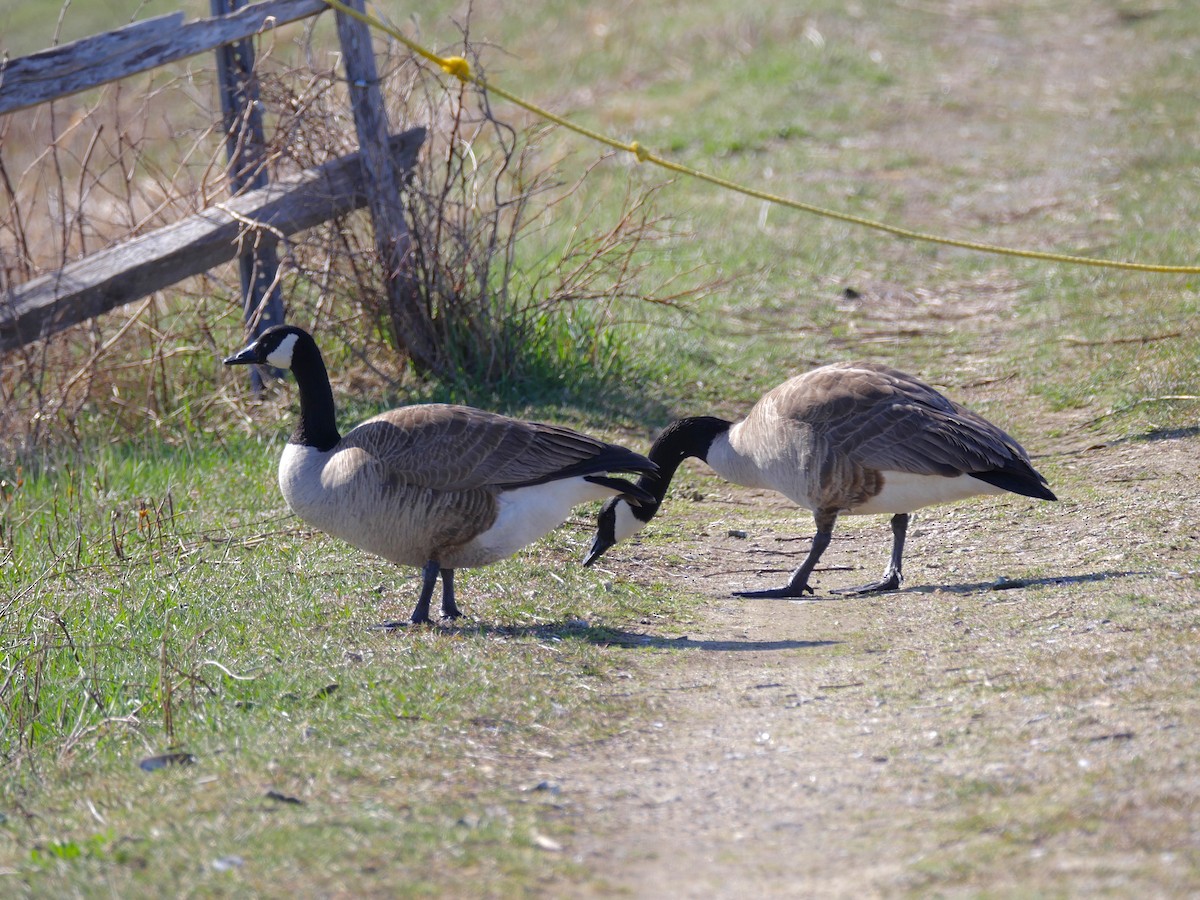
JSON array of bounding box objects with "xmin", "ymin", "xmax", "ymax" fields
[{"xmin": 3, "ymin": 0, "xmax": 1199, "ymax": 895}]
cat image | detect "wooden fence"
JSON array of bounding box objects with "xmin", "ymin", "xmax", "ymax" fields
[{"xmin": 0, "ymin": 0, "xmax": 426, "ymax": 361}]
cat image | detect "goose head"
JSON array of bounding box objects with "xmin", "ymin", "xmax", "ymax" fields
[
  {"xmin": 582, "ymin": 415, "xmax": 732, "ymax": 567},
  {"xmin": 584, "ymin": 494, "xmax": 657, "ymax": 566},
  {"xmin": 223, "ymin": 325, "xmax": 339, "ymax": 450},
  {"xmin": 223, "ymin": 324, "xmax": 310, "ymax": 370}
]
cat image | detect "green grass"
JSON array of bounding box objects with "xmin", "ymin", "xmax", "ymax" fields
[
  {"xmin": 1, "ymin": 437, "xmax": 685, "ymax": 894},
  {"xmin": 3, "ymin": 0, "xmax": 1200, "ymax": 894}
]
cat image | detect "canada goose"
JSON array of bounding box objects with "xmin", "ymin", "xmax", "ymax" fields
[
  {"xmin": 224, "ymin": 325, "xmax": 658, "ymax": 625},
  {"xmin": 584, "ymin": 361, "xmax": 1056, "ymax": 596}
]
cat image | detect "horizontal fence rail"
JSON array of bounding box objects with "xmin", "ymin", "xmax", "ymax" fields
[{"xmin": 0, "ymin": 128, "xmax": 425, "ymax": 353}]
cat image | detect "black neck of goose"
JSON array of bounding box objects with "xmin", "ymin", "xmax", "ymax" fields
[
  {"xmin": 288, "ymin": 335, "xmax": 341, "ymax": 451},
  {"xmin": 631, "ymin": 415, "xmax": 732, "ymax": 519}
]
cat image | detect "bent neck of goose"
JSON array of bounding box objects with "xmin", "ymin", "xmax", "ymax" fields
[
  {"xmin": 584, "ymin": 415, "xmax": 733, "ymax": 566},
  {"xmin": 287, "ymin": 334, "xmax": 341, "ymax": 451},
  {"xmin": 632, "ymin": 415, "xmax": 733, "ymax": 520}
]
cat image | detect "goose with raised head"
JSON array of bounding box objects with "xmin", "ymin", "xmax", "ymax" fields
[
  {"xmin": 225, "ymin": 325, "xmax": 658, "ymax": 625},
  {"xmin": 584, "ymin": 361, "xmax": 1056, "ymax": 597}
]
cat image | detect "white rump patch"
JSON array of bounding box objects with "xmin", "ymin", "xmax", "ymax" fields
[
  {"xmin": 265, "ymin": 332, "xmax": 299, "ymax": 369},
  {"xmin": 474, "ymin": 476, "xmax": 622, "ymax": 562},
  {"xmin": 850, "ymin": 471, "xmax": 1006, "ymax": 515}
]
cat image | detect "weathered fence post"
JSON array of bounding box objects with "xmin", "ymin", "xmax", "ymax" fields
[
  {"xmin": 333, "ymin": 0, "xmax": 439, "ymax": 373},
  {"xmin": 212, "ymin": 0, "xmax": 286, "ymax": 392}
]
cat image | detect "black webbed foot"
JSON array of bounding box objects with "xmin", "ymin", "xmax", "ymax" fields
[
  {"xmin": 831, "ymin": 570, "xmax": 902, "ymax": 596},
  {"xmin": 733, "ymin": 583, "xmax": 816, "ymax": 599},
  {"xmin": 373, "ymin": 615, "xmax": 435, "ymax": 630}
]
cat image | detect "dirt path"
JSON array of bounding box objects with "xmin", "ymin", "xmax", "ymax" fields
[
  {"xmin": 522, "ymin": 432, "xmax": 1199, "ymax": 896},
  {"xmin": 514, "ymin": 5, "xmax": 1200, "ymax": 895}
]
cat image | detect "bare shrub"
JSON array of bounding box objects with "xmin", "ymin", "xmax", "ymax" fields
[
  {"xmin": 0, "ymin": 9, "xmax": 709, "ymax": 460},
  {"xmin": 0, "ymin": 57, "xmax": 232, "ymax": 452}
]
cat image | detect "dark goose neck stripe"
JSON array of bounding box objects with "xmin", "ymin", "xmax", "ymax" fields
[
  {"xmin": 288, "ymin": 335, "xmax": 341, "ymax": 451},
  {"xmin": 637, "ymin": 415, "xmax": 732, "ymax": 505}
]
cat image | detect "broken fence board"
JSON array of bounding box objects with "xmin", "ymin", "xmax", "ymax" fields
[{"xmin": 0, "ymin": 0, "xmax": 328, "ymax": 116}]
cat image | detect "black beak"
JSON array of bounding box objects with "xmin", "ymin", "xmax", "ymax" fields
[
  {"xmin": 223, "ymin": 344, "xmax": 259, "ymax": 366},
  {"xmin": 582, "ymin": 532, "xmax": 613, "ymax": 568}
]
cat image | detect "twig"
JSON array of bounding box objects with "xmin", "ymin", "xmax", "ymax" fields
[
  {"xmin": 199, "ymin": 659, "xmax": 260, "ymax": 681},
  {"xmin": 1083, "ymin": 395, "xmax": 1200, "ymax": 428},
  {"xmin": 51, "ymin": 296, "xmax": 156, "ymax": 412},
  {"xmin": 1062, "ymin": 332, "xmax": 1182, "ymax": 347},
  {"xmin": 51, "ymin": 613, "xmax": 107, "ymax": 713}
]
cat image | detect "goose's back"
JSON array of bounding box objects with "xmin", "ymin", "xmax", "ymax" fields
[
  {"xmin": 801, "ymin": 364, "xmax": 1032, "ymax": 472},
  {"xmin": 348, "ymin": 404, "xmax": 646, "ymax": 490}
]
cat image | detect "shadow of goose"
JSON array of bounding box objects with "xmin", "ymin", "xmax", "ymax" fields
[
  {"xmin": 436, "ymin": 620, "xmax": 837, "ymax": 652},
  {"xmin": 902, "ymin": 569, "xmax": 1150, "ymax": 595}
]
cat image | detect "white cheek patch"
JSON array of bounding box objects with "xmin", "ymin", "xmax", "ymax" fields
[
  {"xmin": 613, "ymin": 500, "xmax": 646, "ymax": 542},
  {"xmin": 265, "ymin": 333, "xmax": 299, "ymax": 369}
]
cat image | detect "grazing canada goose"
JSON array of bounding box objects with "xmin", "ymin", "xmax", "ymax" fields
[
  {"xmin": 584, "ymin": 361, "xmax": 1056, "ymax": 597},
  {"xmin": 224, "ymin": 325, "xmax": 658, "ymax": 625}
]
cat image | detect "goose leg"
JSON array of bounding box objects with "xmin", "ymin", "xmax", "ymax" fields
[
  {"xmin": 440, "ymin": 568, "xmax": 463, "ymax": 620},
  {"xmin": 834, "ymin": 513, "xmax": 907, "ymax": 595},
  {"xmin": 735, "ymin": 509, "xmax": 837, "ymax": 599},
  {"xmin": 407, "ymin": 560, "xmax": 443, "ymax": 624},
  {"xmin": 378, "ymin": 560, "xmax": 441, "ymax": 628}
]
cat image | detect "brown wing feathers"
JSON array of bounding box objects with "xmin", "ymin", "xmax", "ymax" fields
[
  {"xmin": 345, "ymin": 405, "xmax": 656, "ymax": 492},
  {"xmin": 789, "ymin": 363, "xmax": 1053, "ymax": 498}
]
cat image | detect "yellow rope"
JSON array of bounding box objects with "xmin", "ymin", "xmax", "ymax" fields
[{"xmin": 322, "ymin": 0, "xmax": 1200, "ymax": 275}]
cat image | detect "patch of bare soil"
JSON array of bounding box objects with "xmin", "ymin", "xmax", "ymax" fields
[{"xmin": 525, "ymin": 433, "xmax": 1199, "ymax": 897}]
